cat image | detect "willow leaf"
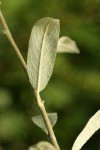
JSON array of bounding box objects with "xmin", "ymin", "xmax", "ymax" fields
[
  {"xmin": 32, "ymin": 113, "xmax": 57, "ymax": 134},
  {"xmin": 57, "ymin": 36, "xmax": 80, "ymax": 54},
  {"xmin": 72, "ymin": 110, "xmax": 100, "ymax": 150},
  {"xmin": 27, "ymin": 17, "xmax": 60, "ymax": 92}
]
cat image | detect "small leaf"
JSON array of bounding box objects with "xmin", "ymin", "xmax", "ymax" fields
[
  {"xmin": 32, "ymin": 113, "xmax": 57, "ymax": 134},
  {"xmin": 27, "ymin": 17, "xmax": 60, "ymax": 92},
  {"xmin": 29, "ymin": 141, "xmax": 56, "ymax": 150},
  {"xmin": 72, "ymin": 110, "xmax": 100, "ymax": 150},
  {"xmin": 57, "ymin": 36, "xmax": 80, "ymax": 54}
]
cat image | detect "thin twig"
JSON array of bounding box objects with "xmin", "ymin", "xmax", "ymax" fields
[
  {"xmin": 35, "ymin": 91, "xmax": 60, "ymax": 150},
  {"xmin": 0, "ymin": 9, "xmax": 60, "ymax": 150}
]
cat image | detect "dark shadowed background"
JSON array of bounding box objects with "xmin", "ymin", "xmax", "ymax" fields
[{"xmin": 0, "ymin": 0, "xmax": 100, "ymax": 150}]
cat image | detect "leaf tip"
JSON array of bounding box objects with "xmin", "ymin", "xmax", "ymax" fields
[
  {"xmin": 72, "ymin": 110, "xmax": 100, "ymax": 150},
  {"xmin": 57, "ymin": 36, "xmax": 80, "ymax": 54}
]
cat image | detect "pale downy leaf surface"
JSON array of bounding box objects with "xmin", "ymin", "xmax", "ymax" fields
[
  {"xmin": 72, "ymin": 110, "xmax": 100, "ymax": 150},
  {"xmin": 29, "ymin": 141, "xmax": 56, "ymax": 150},
  {"xmin": 32, "ymin": 113, "xmax": 57, "ymax": 134},
  {"xmin": 27, "ymin": 17, "xmax": 60, "ymax": 92},
  {"xmin": 57, "ymin": 36, "xmax": 80, "ymax": 53}
]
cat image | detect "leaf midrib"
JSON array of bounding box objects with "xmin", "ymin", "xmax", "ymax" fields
[{"xmin": 37, "ymin": 20, "xmax": 52, "ymax": 92}]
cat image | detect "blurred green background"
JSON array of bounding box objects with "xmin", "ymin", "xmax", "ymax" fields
[{"xmin": 0, "ymin": 0, "xmax": 100, "ymax": 150}]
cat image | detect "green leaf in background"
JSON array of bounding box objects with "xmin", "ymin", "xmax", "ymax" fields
[
  {"xmin": 57, "ymin": 36, "xmax": 80, "ymax": 54},
  {"xmin": 0, "ymin": 89, "xmax": 12, "ymax": 111},
  {"xmin": 27, "ymin": 17, "xmax": 60, "ymax": 92},
  {"xmin": 32, "ymin": 113, "xmax": 57, "ymax": 134},
  {"xmin": 29, "ymin": 141, "xmax": 56, "ymax": 150},
  {"xmin": 72, "ymin": 110, "xmax": 100, "ymax": 150},
  {"xmin": 0, "ymin": 111, "xmax": 29, "ymax": 140}
]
